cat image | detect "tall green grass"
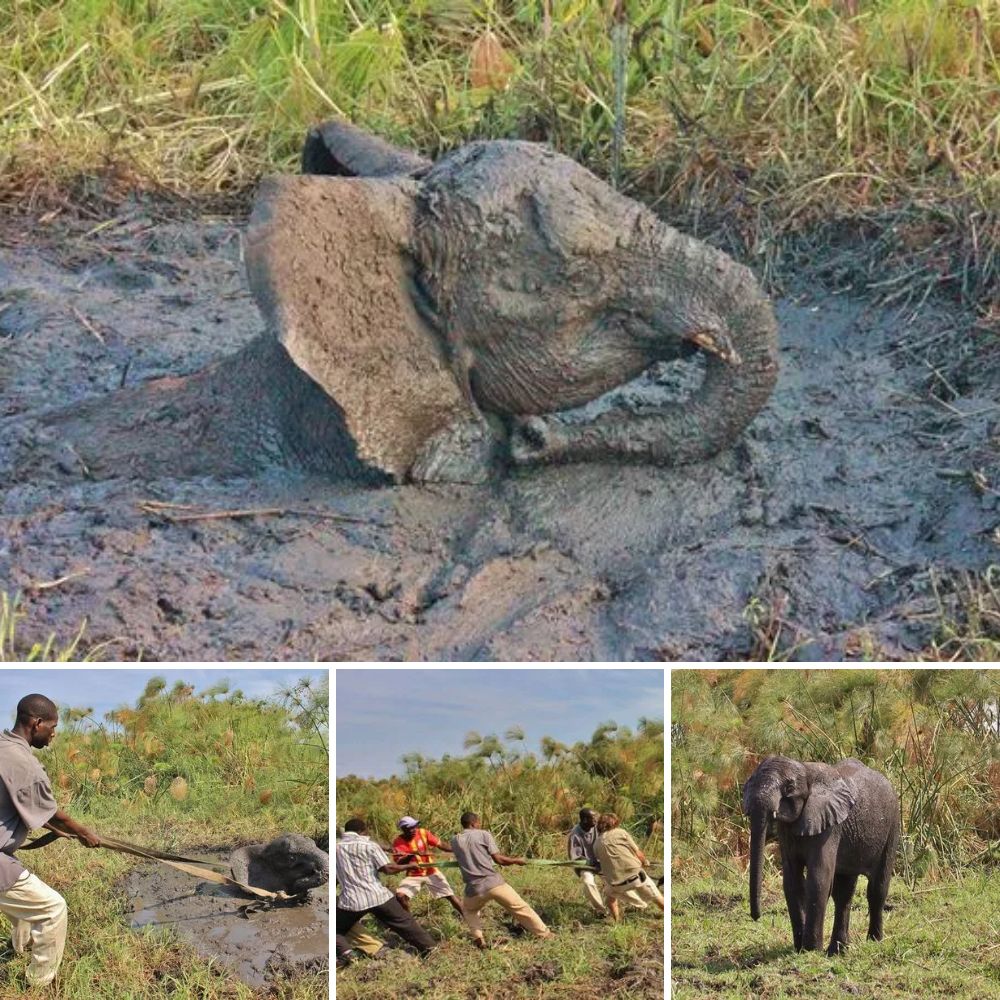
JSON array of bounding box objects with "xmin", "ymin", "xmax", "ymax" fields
[
  {"xmin": 2, "ymin": 2, "xmax": 997, "ymax": 213},
  {"xmin": 672, "ymin": 669, "xmax": 1000, "ymax": 881},
  {"xmin": 45, "ymin": 673, "xmax": 329, "ymax": 837},
  {"xmin": 337, "ymin": 716, "xmax": 664, "ymax": 856}
]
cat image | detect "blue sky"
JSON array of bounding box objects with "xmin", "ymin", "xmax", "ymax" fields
[
  {"xmin": 335, "ymin": 669, "xmax": 664, "ymax": 778},
  {"xmin": 0, "ymin": 668, "xmax": 327, "ymax": 726}
]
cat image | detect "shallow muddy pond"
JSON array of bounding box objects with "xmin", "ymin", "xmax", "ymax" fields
[
  {"xmin": 122, "ymin": 852, "xmax": 329, "ymax": 988},
  {"xmin": 2, "ymin": 209, "xmax": 997, "ymax": 659}
]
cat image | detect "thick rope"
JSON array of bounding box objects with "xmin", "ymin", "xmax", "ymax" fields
[{"xmin": 23, "ymin": 830, "xmax": 293, "ymax": 901}]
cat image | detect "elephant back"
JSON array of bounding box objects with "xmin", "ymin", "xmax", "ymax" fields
[{"xmin": 833, "ymin": 761, "xmax": 899, "ymax": 873}]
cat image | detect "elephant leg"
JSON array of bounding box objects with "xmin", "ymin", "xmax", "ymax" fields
[
  {"xmin": 866, "ymin": 864, "xmax": 890, "ymax": 941},
  {"xmin": 828, "ymin": 873, "xmax": 858, "ymax": 955},
  {"xmin": 781, "ymin": 859, "xmax": 806, "ymax": 951},
  {"xmin": 408, "ymin": 415, "xmax": 502, "ymax": 484},
  {"xmin": 802, "ymin": 860, "xmax": 835, "ymax": 951}
]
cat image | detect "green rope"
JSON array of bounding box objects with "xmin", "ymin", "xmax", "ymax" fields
[{"xmin": 404, "ymin": 857, "xmax": 663, "ymax": 872}]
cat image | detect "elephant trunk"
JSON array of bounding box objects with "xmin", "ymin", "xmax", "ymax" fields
[
  {"xmin": 558, "ymin": 221, "xmax": 779, "ymax": 466},
  {"xmin": 748, "ymin": 810, "xmax": 769, "ymax": 921},
  {"xmin": 645, "ymin": 224, "xmax": 779, "ymax": 464}
]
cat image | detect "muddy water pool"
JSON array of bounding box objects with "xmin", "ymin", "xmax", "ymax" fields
[{"xmin": 121, "ymin": 852, "xmax": 328, "ymax": 987}]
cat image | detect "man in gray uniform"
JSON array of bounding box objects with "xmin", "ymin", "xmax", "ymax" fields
[
  {"xmin": 0, "ymin": 693, "xmax": 102, "ymax": 988},
  {"xmin": 450, "ymin": 812, "xmax": 553, "ymax": 950},
  {"xmin": 567, "ymin": 807, "xmax": 607, "ymax": 913}
]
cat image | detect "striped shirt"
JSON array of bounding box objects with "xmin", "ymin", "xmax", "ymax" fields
[{"xmin": 335, "ymin": 832, "xmax": 394, "ymax": 911}]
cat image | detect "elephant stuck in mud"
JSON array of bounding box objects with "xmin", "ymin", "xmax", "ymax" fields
[
  {"xmin": 229, "ymin": 833, "xmax": 329, "ymax": 897},
  {"xmin": 14, "ymin": 121, "xmax": 778, "ymax": 485},
  {"xmin": 742, "ymin": 756, "xmax": 900, "ymax": 955}
]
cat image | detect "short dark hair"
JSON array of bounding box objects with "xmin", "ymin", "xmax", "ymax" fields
[
  {"xmin": 460, "ymin": 812, "xmax": 478, "ymax": 829},
  {"xmin": 580, "ymin": 807, "xmax": 597, "ymax": 821},
  {"xmin": 344, "ymin": 818, "xmax": 368, "ymax": 834},
  {"xmin": 16, "ymin": 694, "xmax": 57, "ymax": 726}
]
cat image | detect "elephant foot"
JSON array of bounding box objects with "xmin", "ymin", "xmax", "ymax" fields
[
  {"xmin": 827, "ymin": 940, "xmax": 848, "ymax": 956},
  {"xmin": 508, "ymin": 415, "xmax": 570, "ymax": 467},
  {"xmin": 409, "ymin": 416, "xmax": 500, "ymax": 484}
]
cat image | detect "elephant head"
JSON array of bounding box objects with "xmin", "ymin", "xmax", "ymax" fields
[
  {"xmin": 410, "ymin": 140, "xmax": 779, "ymax": 468},
  {"xmin": 262, "ymin": 832, "xmax": 330, "ymax": 894},
  {"xmin": 231, "ymin": 832, "xmax": 330, "ymax": 896},
  {"xmin": 742, "ymin": 756, "xmax": 855, "ymax": 921},
  {"xmin": 244, "ymin": 123, "xmax": 779, "ymax": 482}
]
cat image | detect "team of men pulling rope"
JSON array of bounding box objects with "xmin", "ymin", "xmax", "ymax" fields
[{"xmin": 336, "ymin": 808, "xmax": 663, "ymax": 965}]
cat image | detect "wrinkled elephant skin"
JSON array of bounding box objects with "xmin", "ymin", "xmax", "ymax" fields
[
  {"xmin": 245, "ymin": 121, "xmax": 780, "ymax": 482},
  {"xmin": 742, "ymin": 756, "xmax": 900, "ymax": 955},
  {"xmin": 230, "ymin": 832, "xmax": 330, "ymax": 896}
]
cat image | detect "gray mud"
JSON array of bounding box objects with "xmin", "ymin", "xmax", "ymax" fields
[
  {"xmin": 1, "ymin": 207, "xmax": 998, "ymax": 659},
  {"xmin": 121, "ymin": 851, "xmax": 329, "ymax": 988}
]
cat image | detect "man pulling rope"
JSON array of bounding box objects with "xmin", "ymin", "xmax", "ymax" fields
[{"xmin": 0, "ymin": 694, "xmax": 101, "ymax": 989}]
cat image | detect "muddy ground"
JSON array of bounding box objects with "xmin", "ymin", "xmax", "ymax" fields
[
  {"xmin": 122, "ymin": 850, "xmax": 329, "ymax": 988},
  {"xmin": 1, "ymin": 201, "xmax": 997, "ymax": 660}
]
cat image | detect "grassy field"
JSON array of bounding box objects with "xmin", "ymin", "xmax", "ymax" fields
[
  {"xmin": 672, "ymin": 870, "xmax": 1000, "ymax": 999},
  {"xmin": 0, "ymin": 675, "xmax": 329, "ymax": 1000},
  {"xmin": 671, "ymin": 668, "xmax": 1000, "ymax": 998},
  {"xmin": 337, "ymin": 847, "xmax": 663, "ymax": 1000},
  {"xmin": 337, "ymin": 717, "xmax": 664, "ymax": 998}
]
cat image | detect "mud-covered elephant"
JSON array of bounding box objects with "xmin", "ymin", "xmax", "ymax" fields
[
  {"xmin": 16, "ymin": 122, "xmax": 778, "ymax": 485},
  {"xmin": 229, "ymin": 832, "xmax": 329, "ymax": 896},
  {"xmin": 292, "ymin": 120, "xmax": 780, "ymax": 480},
  {"xmin": 742, "ymin": 756, "xmax": 900, "ymax": 955}
]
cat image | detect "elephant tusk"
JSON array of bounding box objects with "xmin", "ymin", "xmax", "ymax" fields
[
  {"xmin": 685, "ymin": 328, "xmax": 742, "ymax": 365},
  {"xmin": 772, "ymin": 810, "xmax": 778, "ymax": 819}
]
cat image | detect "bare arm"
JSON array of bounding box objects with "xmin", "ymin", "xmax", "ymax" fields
[
  {"xmin": 378, "ymin": 863, "xmax": 415, "ymax": 875},
  {"xmin": 45, "ymin": 808, "xmax": 101, "ymax": 848},
  {"xmin": 490, "ymin": 852, "xmax": 525, "ymax": 867}
]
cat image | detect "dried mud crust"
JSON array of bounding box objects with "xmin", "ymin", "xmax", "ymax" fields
[
  {"xmin": 1, "ymin": 208, "xmax": 998, "ymax": 660},
  {"xmin": 120, "ymin": 850, "xmax": 329, "ymax": 989}
]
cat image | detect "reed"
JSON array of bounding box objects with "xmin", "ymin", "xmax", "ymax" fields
[{"xmin": 336, "ymin": 716, "xmax": 664, "ymax": 856}]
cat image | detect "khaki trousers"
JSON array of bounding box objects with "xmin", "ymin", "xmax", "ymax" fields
[
  {"xmin": 605, "ymin": 873, "xmax": 663, "ymax": 907},
  {"xmin": 579, "ymin": 871, "xmax": 606, "ymax": 912},
  {"xmin": 462, "ymin": 882, "xmax": 549, "ymax": 941},
  {"xmin": 0, "ymin": 871, "xmax": 68, "ymax": 987},
  {"xmin": 580, "ymin": 870, "xmax": 647, "ymax": 911},
  {"xmin": 346, "ymin": 922, "xmax": 383, "ymax": 955}
]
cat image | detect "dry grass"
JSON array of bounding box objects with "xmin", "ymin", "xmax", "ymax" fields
[{"xmin": 1, "ymin": 2, "xmax": 998, "ymax": 314}]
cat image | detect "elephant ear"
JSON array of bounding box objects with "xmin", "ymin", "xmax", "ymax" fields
[{"xmin": 796, "ymin": 767, "xmax": 855, "ymax": 836}]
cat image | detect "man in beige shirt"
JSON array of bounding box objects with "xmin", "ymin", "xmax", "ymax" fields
[{"xmin": 593, "ymin": 813, "xmax": 664, "ymax": 922}]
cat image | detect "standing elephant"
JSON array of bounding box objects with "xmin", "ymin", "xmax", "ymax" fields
[{"xmin": 742, "ymin": 756, "xmax": 900, "ymax": 955}]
